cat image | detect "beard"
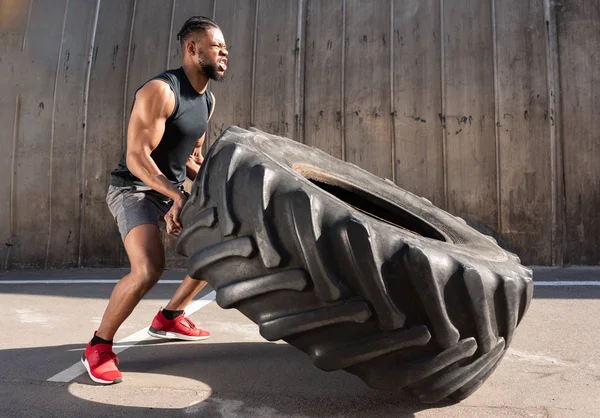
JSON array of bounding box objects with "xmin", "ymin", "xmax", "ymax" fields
[{"xmin": 198, "ymin": 54, "xmax": 225, "ymax": 82}]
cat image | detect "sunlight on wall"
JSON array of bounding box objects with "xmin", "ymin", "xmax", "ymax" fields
[{"xmin": 0, "ymin": 0, "xmax": 28, "ymax": 28}]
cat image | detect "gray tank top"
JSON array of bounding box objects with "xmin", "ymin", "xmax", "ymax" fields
[{"xmin": 110, "ymin": 67, "xmax": 213, "ymax": 189}]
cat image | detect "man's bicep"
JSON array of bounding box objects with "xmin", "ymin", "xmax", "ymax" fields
[{"xmin": 127, "ymin": 80, "xmax": 175, "ymax": 154}]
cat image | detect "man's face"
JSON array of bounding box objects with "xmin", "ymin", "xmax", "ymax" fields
[{"xmin": 192, "ymin": 28, "xmax": 228, "ymax": 81}]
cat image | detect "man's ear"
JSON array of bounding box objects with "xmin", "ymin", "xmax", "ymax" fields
[{"xmin": 186, "ymin": 41, "xmax": 196, "ymax": 56}]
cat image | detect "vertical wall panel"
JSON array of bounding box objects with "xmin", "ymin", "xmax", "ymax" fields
[
  {"xmin": 443, "ymin": 0, "xmax": 497, "ymax": 229},
  {"xmin": 45, "ymin": 1, "xmax": 96, "ymax": 267},
  {"xmin": 253, "ymin": 0, "xmax": 299, "ymax": 139},
  {"xmin": 124, "ymin": 0, "xmax": 172, "ymax": 127},
  {"xmin": 393, "ymin": 0, "xmax": 444, "ymax": 207},
  {"xmin": 81, "ymin": 0, "xmax": 135, "ymax": 266},
  {"xmin": 8, "ymin": 0, "xmax": 66, "ymax": 267},
  {"xmin": 344, "ymin": 0, "xmax": 392, "ymax": 179},
  {"xmin": 210, "ymin": 0, "xmax": 257, "ymax": 145},
  {"xmin": 303, "ymin": 0, "xmax": 343, "ymax": 159},
  {"xmin": 495, "ymin": 0, "xmax": 552, "ymax": 265},
  {"xmin": 0, "ymin": 0, "xmax": 31, "ymax": 267},
  {"xmin": 559, "ymin": 0, "xmax": 600, "ymax": 264}
]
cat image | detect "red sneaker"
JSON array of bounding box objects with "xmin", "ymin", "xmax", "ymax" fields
[
  {"xmin": 148, "ymin": 310, "xmax": 210, "ymax": 341},
  {"xmin": 81, "ymin": 339, "xmax": 123, "ymax": 384}
]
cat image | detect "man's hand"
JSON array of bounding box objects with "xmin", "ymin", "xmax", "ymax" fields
[{"xmin": 165, "ymin": 194, "xmax": 188, "ymax": 236}]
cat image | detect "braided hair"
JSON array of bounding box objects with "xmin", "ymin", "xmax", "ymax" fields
[{"xmin": 177, "ymin": 16, "xmax": 220, "ymax": 48}]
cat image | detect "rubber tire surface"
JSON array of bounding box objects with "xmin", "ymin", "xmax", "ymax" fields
[{"xmin": 176, "ymin": 126, "xmax": 534, "ymax": 403}]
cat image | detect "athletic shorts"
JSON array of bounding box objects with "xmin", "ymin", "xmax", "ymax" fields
[{"xmin": 106, "ymin": 185, "xmax": 173, "ymax": 241}]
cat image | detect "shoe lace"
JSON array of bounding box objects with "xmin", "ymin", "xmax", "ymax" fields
[
  {"xmin": 181, "ymin": 317, "xmax": 197, "ymax": 330},
  {"xmin": 97, "ymin": 348, "xmax": 119, "ymax": 366}
]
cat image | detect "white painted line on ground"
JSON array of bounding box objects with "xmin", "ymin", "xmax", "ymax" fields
[
  {"xmin": 0, "ymin": 279, "xmax": 183, "ymax": 284},
  {"xmin": 47, "ymin": 291, "xmax": 216, "ymax": 383},
  {"xmin": 534, "ymin": 281, "xmax": 600, "ymax": 286}
]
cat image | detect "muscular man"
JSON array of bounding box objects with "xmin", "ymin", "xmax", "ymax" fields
[{"xmin": 82, "ymin": 16, "xmax": 228, "ymax": 384}]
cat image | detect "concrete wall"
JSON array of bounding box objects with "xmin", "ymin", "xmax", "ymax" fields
[{"xmin": 0, "ymin": 0, "xmax": 598, "ymax": 268}]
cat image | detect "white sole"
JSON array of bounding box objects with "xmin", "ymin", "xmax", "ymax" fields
[
  {"xmin": 147, "ymin": 329, "xmax": 210, "ymax": 341},
  {"xmin": 81, "ymin": 356, "xmax": 123, "ymax": 385}
]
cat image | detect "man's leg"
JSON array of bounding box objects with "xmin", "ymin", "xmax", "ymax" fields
[
  {"xmin": 148, "ymin": 274, "xmax": 210, "ymax": 341},
  {"xmin": 82, "ymin": 223, "xmax": 164, "ymax": 384},
  {"xmin": 148, "ymin": 274, "xmax": 211, "ymax": 340},
  {"xmin": 96, "ymin": 224, "xmax": 165, "ymax": 340},
  {"xmin": 163, "ymin": 276, "xmax": 208, "ymax": 311}
]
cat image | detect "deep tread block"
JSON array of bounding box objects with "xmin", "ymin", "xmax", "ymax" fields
[
  {"xmin": 211, "ymin": 144, "xmax": 242, "ymax": 237},
  {"xmin": 463, "ymin": 268, "xmax": 497, "ymax": 354},
  {"xmin": 195, "ymin": 140, "xmax": 219, "ymax": 209},
  {"xmin": 412, "ymin": 338, "xmax": 505, "ymax": 403},
  {"xmin": 188, "ymin": 236, "xmax": 256, "ymax": 279},
  {"xmin": 216, "ymin": 269, "xmax": 308, "ymax": 308},
  {"xmin": 448, "ymin": 351, "xmax": 505, "ymax": 402},
  {"xmin": 289, "ymin": 190, "xmax": 342, "ymax": 302},
  {"xmin": 335, "ymin": 218, "xmax": 406, "ymax": 330},
  {"xmin": 247, "ymin": 164, "xmax": 283, "ymax": 268},
  {"xmin": 259, "ymin": 301, "xmax": 371, "ymax": 341},
  {"xmin": 311, "ymin": 325, "xmax": 431, "ymax": 371},
  {"xmin": 518, "ymin": 277, "xmax": 534, "ymax": 325},
  {"xmin": 502, "ymin": 276, "xmax": 519, "ymax": 346},
  {"xmin": 176, "ymin": 208, "xmax": 218, "ymax": 257},
  {"xmin": 403, "ymin": 246, "xmax": 460, "ymax": 349},
  {"xmin": 355, "ymin": 337, "xmax": 478, "ymax": 390}
]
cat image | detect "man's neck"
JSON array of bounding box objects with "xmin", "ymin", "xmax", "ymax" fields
[{"xmin": 181, "ymin": 61, "xmax": 209, "ymax": 94}]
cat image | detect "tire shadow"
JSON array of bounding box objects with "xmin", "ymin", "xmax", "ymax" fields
[
  {"xmin": 117, "ymin": 340, "xmax": 448, "ymax": 417},
  {"xmin": 1, "ymin": 340, "xmax": 453, "ymax": 417}
]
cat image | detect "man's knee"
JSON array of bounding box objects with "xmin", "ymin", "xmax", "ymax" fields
[
  {"xmin": 123, "ymin": 223, "xmax": 166, "ymax": 289},
  {"xmin": 132, "ymin": 261, "xmax": 164, "ymax": 289}
]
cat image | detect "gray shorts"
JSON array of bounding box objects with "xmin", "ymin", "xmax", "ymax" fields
[{"xmin": 106, "ymin": 185, "xmax": 173, "ymax": 241}]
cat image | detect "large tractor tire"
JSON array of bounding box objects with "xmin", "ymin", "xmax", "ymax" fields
[{"xmin": 176, "ymin": 126, "xmax": 533, "ymax": 403}]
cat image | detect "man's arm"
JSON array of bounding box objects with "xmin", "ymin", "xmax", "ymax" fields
[
  {"xmin": 125, "ymin": 79, "xmax": 182, "ymax": 203},
  {"xmin": 186, "ymin": 134, "xmax": 205, "ymax": 180},
  {"xmin": 126, "ymin": 79, "xmax": 188, "ymax": 235},
  {"xmin": 186, "ymin": 91, "xmax": 216, "ymax": 181}
]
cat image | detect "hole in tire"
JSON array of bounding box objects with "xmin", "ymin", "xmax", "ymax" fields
[{"xmin": 303, "ymin": 177, "xmax": 447, "ymax": 242}]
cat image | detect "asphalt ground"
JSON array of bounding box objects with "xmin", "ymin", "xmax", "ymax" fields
[{"xmin": 0, "ymin": 267, "xmax": 599, "ymax": 418}]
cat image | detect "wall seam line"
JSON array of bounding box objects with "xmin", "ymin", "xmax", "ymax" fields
[
  {"xmin": 122, "ymin": 0, "xmax": 137, "ymax": 150},
  {"xmin": 492, "ymin": 0, "xmax": 502, "ymax": 235},
  {"xmin": 45, "ymin": 0, "xmax": 70, "ymax": 268},
  {"xmin": 295, "ymin": 0, "xmax": 305, "ymax": 142},
  {"xmin": 389, "ymin": 0, "xmax": 396, "ymax": 183},
  {"xmin": 250, "ymin": 0, "xmax": 259, "ymax": 126},
  {"xmin": 7, "ymin": 95, "xmax": 21, "ymax": 270},
  {"xmin": 166, "ymin": 0, "xmax": 176, "ymax": 70},
  {"xmin": 440, "ymin": 0, "xmax": 448, "ymax": 210},
  {"xmin": 78, "ymin": 0, "xmax": 101, "ymax": 267},
  {"xmin": 21, "ymin": 0, "xmax": 33, "ymax": 52},
  {"xmin": 205, "ymin": 0, "xmax": 216, "ymax": 151},
  {"xmin": 341, "ymin": 0, "xmax": 346, "ymax": 161},
  {"xmin": 544, "ymin": 0, "xmax": 565, "ymax": 266}
]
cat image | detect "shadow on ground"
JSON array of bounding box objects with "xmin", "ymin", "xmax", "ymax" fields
[{"xmin": 0, "ymin": 339, "xmax": 455, "ymax": 417}]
